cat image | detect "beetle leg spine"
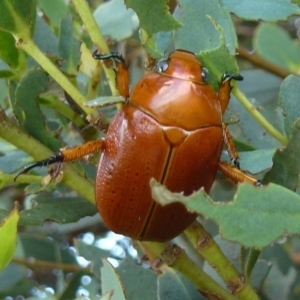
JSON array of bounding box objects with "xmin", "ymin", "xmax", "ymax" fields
[{"xmin": 14, "ymin": 139, "xmax": 104, "ymax": 181}]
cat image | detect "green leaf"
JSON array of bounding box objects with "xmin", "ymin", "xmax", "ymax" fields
[
  {"xmin": 262, "ymin": 243, "xmax": 293, "ymax": 275},
  {"xmin": 198, "ymin": 36, "xmax": 239, "ymax": 90},
  {"xmin": 263, "ymin": 263, "xmax": 296, "ymax": 299},
  {"xmin": 229, "ymin": 70, "xmax": 282, "ymax": 150},
  {"xmin": 176, "ymin": 0, "xmax": 237, "ymax": 54},
  {"xmin": 117, "ymin": 258, "xmax": 157, "ymax": 300},
  {"xmin": 14, "ymin": 68, "xmax": 61, "ymax": 152},
  {"xmin": 220, "ymin": 0, "xmax": 300, "ymax": 21},
  {"xmin": 263, "ymin": 118, "xmax": 300, "ymax": 190},
  {"xmin": 142, "ymin": 30, "xmax": 174, "ymax": 59},
  {"xmin": 19, "ymin": 233, "xmax": 77, "ymax": 263},
  {"xmin": 74, "ymin": 239, "xmax": 109, "ymax": 279},
  {"xmin": 0, "ymin": 0, "xmax": 36, "ymax": 38},
  {"xmin": 38, "ymin": 0, "xmax": 68, "ymax": 28},
  {"xmin": 251, "ymin": 260, "xmax": 272, "ymax": 289},
  {"xmin": 0, "ymin": 29, "xmax": 20, "ymax": 69},
  {"xmin": 278, "ymin": 75, "xmax": 300, "ymax": 137},
  {"xmin": 254, "ymin": 23, "xmax": 300, "ymax": 72},
  {"xmin": 58, "ymin": 13, "xmax": 81, "ymax": 75},
  {"xmin": 94, "ymin": 0, "xmax": 139, "ymax": 41},
  {"xmin": 151, "ymin": 180, "xmax": 300, "ymax": 249},
  {"xmin": 239, "ymin": 149, "xmax": 275, "ymax": 174},
  {"xmin": 0, "ymin": 69, "xmax": 18, "ymax": 79},
  {"xmin": 101, "ymin": 259, "xmax": 127, "ymax": 300},
  {"xmin": 125, "ymin": 0, "xmax": 181, "ymax": 35},
  {"xmin": 19, "ymin": 197, "xmax": 98, "ymax": 226},
  {"xmin": 0, "ymin": 205, "xmax": 19, "ymax": 271},
  {"xmin": 0, "ymin": 263, "xmax": 32, "ymax": 297},
  {"xmin": 33, "ymin": 16, "xmax": 59, "ymax": 55},
  {"xmin": 0, "ymin": 150, "xmax": 29, "ymax": 173},
  {"xmin": 59, "ymin": 271, "xmax": 87, "ymax": 300},
  {"xmin": 0, "ymin": 209, "xmax": 9, "ymax": 223},
  {"xmin": 158, "ymin": 267, "xmax": 205, "ymax": 300}
]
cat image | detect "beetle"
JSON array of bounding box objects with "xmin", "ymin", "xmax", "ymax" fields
[{"xmin": 16, "ymin": 49, "xmax": 258, "ymax": 242}]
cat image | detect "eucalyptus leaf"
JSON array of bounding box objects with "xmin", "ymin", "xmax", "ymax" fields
[
  {"xmin": 0, "ymin": 0, "xmax": 36, "ymax": 37},
  {"xmin": 176, "ymin": 0, "xmax": 237, "ymax": 54},
  {"xmin": 38, "ymin": 0, "xmax": 68, "ymax": 28},
  {"xmin": 151, "ymin": 179, "xmax": 300, "ymax": 249},
  {"xmin": 117, "ymin": 258, "xmax": 157, "ymax": 300},
  {"xmin": 239, "ymin": 149, "xmax": 275, "ymax": 174},
  {"xmin": 94, "ymin": 0, "xmax": 139, "ymax": 41},
  {"xmin": 254, "ymin": 23, "xmax": 300, "ymax": 71},
  {"xmin": 58, "ymin": 13, "xmax": 81, "ymax": 75},
  {"xmin": 101, "ymin": 259, "xmax": 126, "ymax": 300},
  {"xmin": 158, "ymin": 267, "xmax": 205, "ymax": 300},
  {"xmin": 14, "ymin": 68, "xmax": 60, "ymax": 152},
  {"xmin": 0, "ymin": 206, "xmax": 19, "ymax": 271},
  {"xmin": 0, "ymin": 29, "xmax": 19, "ymax": 68},
  {"xmin": 263, "ymin": 118, "xmax": 300, "ymax": 190},
  {"xmin": 221, "ymin": 0, "xmax": 300, "ymax": 21},
  {"xmin": 19, "ymin": 197, "xmax": 97, "ymax": 226},
  {"xmin": 19, "ymin": 233, "xmax": 77, "ymax": 263},
  {"xmin": 125, "ymin": 0, "xmax": 181, "ymax": 35},
  {"xmin": 278, "ymin": 75, "xmax": 300, "ymax": 137},
  {"xmin": 74, "ymin": 239, "xmax": 109, "ymax": 279}
]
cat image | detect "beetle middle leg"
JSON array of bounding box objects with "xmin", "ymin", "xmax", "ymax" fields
[
  {"xmin": 14, "ymin": 139, "xmax": 104, "ymax": 181},
  {"xmin": 218, "ymin": 161, "xmax": 259, "ymax": 185}
]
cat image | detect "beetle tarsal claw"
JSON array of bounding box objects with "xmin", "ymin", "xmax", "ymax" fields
[
  {"xmin": 222, "ymin": 72, "xmax": 244, "ymax": 82},
  {"xmin": 232, "ymin": 159, "xmax": 240, "ymax": 169}
]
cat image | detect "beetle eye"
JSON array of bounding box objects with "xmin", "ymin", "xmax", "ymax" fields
[
  {"xmin": 155, "ymin": 59, "xmax": 169, "ymax": 73},
  {"xmin": 201, "ymin": 68, "xmax": 208, "ymax": 83}
]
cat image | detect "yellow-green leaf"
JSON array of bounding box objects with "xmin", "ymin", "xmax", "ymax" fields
[{"xmin": 0, "ymin": 204, "xmax": 19, "ymax": 271}]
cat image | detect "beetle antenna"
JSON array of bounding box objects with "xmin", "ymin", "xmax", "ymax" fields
[
  {"xmin": 92, "ymin": 50, "xmax": 125, "ymax": 64},
  {"xmin": 14, "ymin": 152, "xmax": 64, "ymax": 182}
]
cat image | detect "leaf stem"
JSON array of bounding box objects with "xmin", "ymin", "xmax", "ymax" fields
[
  {"xmin": 72, "ymin": 0, "xmax": 119, "ymax": 96},
  {"xmin": 233, "ymin": 87, "xmax": 288, "ymax": 145},
  {"xmin": 238, "ymin": 46, "xmax": 290, "ymax": 79},
  {"xmin": 139, "ymin": 241, "xmax": 235, "ymax": 300},
  {"xmin": 15, "ymin": 38, "xmax": 94, "ymax": 115},
  {"xmin": 0, "ymin": 109, "xmax": 95, "ymax": 204},
  {"xmin": 244, "ymin": 248, "xmax": 261, "ymax": 280},
  {"xmin": 184, "ymin": 221, "xmax": 259, "ymax": 300},
  {"xmin": 12, "ymin": 256, "xmax": 90, "ymax": 273}
]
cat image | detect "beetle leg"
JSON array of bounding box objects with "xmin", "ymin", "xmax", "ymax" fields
[
  {"xmin": 222, "ymin": 123, "xmax": 240, "ymax": 168},
  {"xmin": 218, "ymin": 72, "xmax": 243, "ymax": 113},
  {"xmin": 218, "ymin": 161, "xmax": 259, "ymax": 185},
  {"xmin": 93, "ymin": 51, "xmax": 129, "ymax": 99},
  {"xmin": 14, "ymin": 139, "xmax": 104, "ymax": 181}
]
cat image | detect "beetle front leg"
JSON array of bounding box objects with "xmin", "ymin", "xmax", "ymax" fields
[
  {"xmin": 15, "ymin": 139, "xmax": 104, "ymax": 181},
  {"xmin": 93, "ymin": 51, "xmax": 129, "ymax": 99},
  {"xmin": 221, "ymin": 123, "xmax": 260, "ymax": 185},
  {"xmin": 218, "ymin": 73, "xmax": 243, "ymax": 113}
]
